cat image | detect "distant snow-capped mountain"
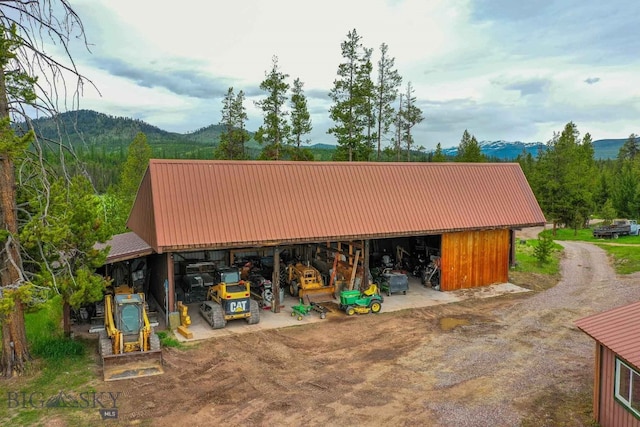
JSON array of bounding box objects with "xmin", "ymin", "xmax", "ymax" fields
[
  {"xmin": 440, "ymin": 138, "xmax": 624, "ymax": 160},
  {"xmin": 441, "ymin": 140, "xmax": 546, "ymax": 160}
]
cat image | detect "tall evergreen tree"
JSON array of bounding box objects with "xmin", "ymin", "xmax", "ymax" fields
[
  {"xmin": 328, "ymin": 29, "xmax": 372, "ymax": 161},
  {"xmin": 375, "ymin": 43, "xmax": 402, "ymax": 160},
  {"xmin": 255, "ymin": 56, "xmax": 290, "ymax": 160},
  {"xmin": 431, "ymin": 143, "xmax": 446, "ymax": 162},
  {"xmin": 356, "ymin": 46, "xmax": 376, "ymax": 161},
  {"xmin": 391, "ymin": 93, "xmax": 404, "ymax": 161},
  {"xmin": 232, "ymin": 90, "xmax": 249, "ymax": 158},
  {"xmin": 532, "ymin": 122, "xmax": 596, "ymax": 233},
  {"xmin": 612, "ymin": 162, "xmax": 639, "ymax": 218},
  {"xmin": 289, "ymin": 77, "xmax": 313, "ymax": 161},
  {"xmin": 516, "ymin": 149, "xmax": 535, "ymax": 178},
  {"xmin": 456, "ymin": 130, "xmax": 485, "ymax": 162},
  {"xmin": 20, "ymin": 175, "xmax": 110, "ymax": 337},
  {"xmin": 104, "ymin": 132, "xmax": 151, "ymax": 235},
  {"xmin": 618, "ymin": 133, "xmax": 639, "ymax": 162},
  {"xmin": 400, "ymin": 81, "xmax": 423, "ymax": 161},
  {"xmin": 216, "ymin": 87, "xmax": 247, "ymax": 160},
  {"xmin": 120, "ymin": 133, "xmax": 151, "ymax": 201}
]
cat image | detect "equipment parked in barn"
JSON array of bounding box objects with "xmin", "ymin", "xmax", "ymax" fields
[
  {"xmin": 248, "ymin": 273, "xmax": 283, "ymax": 310},
  {"xmin": 180, "ymin": 261, "xmax": 216, "ymax": 302},
  {"xmin": 98, "ymin": 286, "xmax": 164, "ymax": 381},
  {"xmin": 422, "ymin": 256, "xmax": 441, "ymax": 290},
  {"xmin": 200, "ymin": 267, "xmax": 260, "ymax": 329},
  {"xmin": 286, "ymin": 262, "xmax": 335, "ymax": 302},
  {"xmin": 592, "ymin": 219, "xmax": 639, "ymax": 239},
  {"xmin": 291, "ymin": 296, "xmax": 328, "ymax": 321},
  {"xmin": 339, "ymin": 284, "xmax": 384, "ymax": 315},
  {"xmin": 377, "ymin": 268, "xmax": 409, "ymax": 296}
]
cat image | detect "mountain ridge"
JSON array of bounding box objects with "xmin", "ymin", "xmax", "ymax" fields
[{"xmin": 20, "ymin": 109, "xmax": 627, "ymax": 160}]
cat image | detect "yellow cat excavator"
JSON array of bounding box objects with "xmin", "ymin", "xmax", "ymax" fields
[{"xmin": 98, "ymin": 286, "xmax": 164, "ymax": 381}]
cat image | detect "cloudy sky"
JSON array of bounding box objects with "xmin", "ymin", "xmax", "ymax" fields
[{"xmin": 64, "ymin": 0, "xmax": 640, "ymax": 150}]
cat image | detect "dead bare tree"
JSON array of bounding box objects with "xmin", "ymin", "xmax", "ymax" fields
[{"xmin": 0, "ymin": 0, "xmax": 94, "ymax": 377}]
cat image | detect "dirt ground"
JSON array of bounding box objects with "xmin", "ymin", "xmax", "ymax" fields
[{"xmin": 52, "ymin": 227, "xmax": 640, "ymax": 426}]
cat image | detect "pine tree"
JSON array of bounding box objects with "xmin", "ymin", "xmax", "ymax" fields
[
  {"xmin": 216, "ymin": 87, "xmax": 247, "ymax": 160},
  {"xmin": 328, "ymin": 29, "xmax": 372, "ymax": 161},
  {"xmin": 103, "ymin": 132, "xmax": 151, "ymax": 235},
  {"xmin": 400, "ymin": 81, "xmax": 423, "ymax": 161},
  {"xmin": 255, "ymin": 56, "xmax": 290, "ymax": 160},
  {"xmin": 232, "ymin": 90, "xmax": 249, "ymax": 159},
  {"xmin": 20, "ymin": 175, "xmax": 111, "ymax": 337},
  {"xmin": 456, "ymin": 130, "xmax": 485, "ymax": 162},
  {"xmin": 391, "ymin": 93, "xmax": 404, "ymax": 161},
  {"xmin": 355, "ymin": 46, "xmax": 376, "ymax": 161},
  {"xmin": 120, "ymin": 133, "xmax": 151, "ymax": 200},
  {"xmin": 532, "ymin": 122, "xmax": 596, "ymax": 232},
  {"xmin": 289, "ymin": 77, "xmax": 313, "ymax": 161},
  {"xmin": 618, "ymin": 133, "xmax": 639, "ymax": 162},
  {"xmin": 375, "ymin": 43, "xmax": 402, "ymax": 160},
  {"xmin": 432, "ymin": 143, "xmax": 446, "ymax": 162},
  {"xmin": 612, "ymin": 162, "xmax": 638, "ymax": 218}
]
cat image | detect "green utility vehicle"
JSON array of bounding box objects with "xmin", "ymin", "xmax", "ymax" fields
[{"xmin": 339, "ymin": 284, "xmax": 384, "ymax": 315}]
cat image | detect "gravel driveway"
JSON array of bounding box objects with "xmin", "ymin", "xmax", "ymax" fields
[{"xmin": 422, "ymin": 241, "xmax": 640, "ymax": 426}]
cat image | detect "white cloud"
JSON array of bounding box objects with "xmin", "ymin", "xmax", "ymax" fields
[{"xmin": 46, "ymin": 0, "xmax": 640, "ymax": 148}]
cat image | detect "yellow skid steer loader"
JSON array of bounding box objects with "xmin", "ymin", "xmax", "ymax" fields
[{"xmin": 99, "ymin": 289, "xmax": 164, "ymax": 381}]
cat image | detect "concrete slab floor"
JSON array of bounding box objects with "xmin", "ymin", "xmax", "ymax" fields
[{"xmin": 173, "ymin": 278, "xmax": 530, "ymax": 343}]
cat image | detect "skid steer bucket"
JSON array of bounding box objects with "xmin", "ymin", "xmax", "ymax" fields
[{"xmin": 102, "ymin": 350, "xmax": 164, "ymax": 381}]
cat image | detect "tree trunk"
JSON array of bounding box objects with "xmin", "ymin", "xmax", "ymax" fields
[
  {"xmin": 1, "ymin": 300, "xmax": 30, "ymax": 377},
  {"xmin": 0, "ymin": 64, "xmax": 30, "ymax": 377}
]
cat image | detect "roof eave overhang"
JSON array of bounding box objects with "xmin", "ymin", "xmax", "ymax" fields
[
  {"xmin": 105, "ymin": 248, "xmax": 155, "ymax": 264},
  {"xmin": 157, "ymin": 222, "xmax": 546, "ymax": 253}
]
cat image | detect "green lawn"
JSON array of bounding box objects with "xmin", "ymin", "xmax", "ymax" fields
[{"xmin": 512, "ymin": 238, "xmax": 562, "ymax": 275}]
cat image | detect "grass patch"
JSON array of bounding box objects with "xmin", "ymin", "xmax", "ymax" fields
[
  {"xmin": 25, "ymin": 295, "xmax": 86, "ymax": 361},
  {"xmin": 594, "ymin": 243, "xmax": 640, "ymax": 274},
  {"xmin": 542, "ymin": 225, "xmax": 640, "ymax": 244},
  {"xmin": 512, "ymin": 238, "xmax": 562, "ymax": 275},
  {"xmin": 510, "ymin": 238, "xmax": 562, "ymax": 291},
  {"xmin": 0, "ymin": 297, "xmax": 100, "ymax": 427},
  {"xmin": 540, "ymin": 227, "xmax": 596, "ymax": 242},
  {"xmin": 519, "ymin": 386, "xmax": 596, "ymax": 427},
  {"xmin": 157, "ymin": 330, "xmax": 185, "ymax": 349}
]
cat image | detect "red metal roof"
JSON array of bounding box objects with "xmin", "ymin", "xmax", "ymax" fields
[
  {"xmin": 96, "ymin": 232, "xmax": 154, "ymax": 264},
  {"xmin": 127, "ymin": 160, "xmax": 546, "ymax": 253},
  {"xmin": 576, "ymin": 301, "xmax": 640, "ymax": 368}
]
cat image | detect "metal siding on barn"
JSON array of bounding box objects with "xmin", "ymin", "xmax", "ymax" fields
[
  {"xmin": 598, "ymin": 345, "xmax": 640, "ymax": 427},
  {"xmin": 126, "ymin": 170, "xmax": 158, "ymax": 251},
  {"xmin": 440, "ymin": 229, "xmax": 510, "ymax": 291}
]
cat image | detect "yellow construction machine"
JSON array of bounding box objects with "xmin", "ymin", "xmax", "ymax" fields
[
  {"xmin": 286, "ymin": 262, "xmax": 335, "ymax": 302},
  {"xmin": 201, "ymin": 267, "xmax": 260, "ymax": 329},
  {"xmin": 98, "ymin": 286, "xmax": 164, "ymax": 381}
]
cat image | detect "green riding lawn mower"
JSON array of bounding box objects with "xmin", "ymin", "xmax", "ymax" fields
[{"xmin": 339, "ymin": 284, "xmax": 384, "ymax": 315}]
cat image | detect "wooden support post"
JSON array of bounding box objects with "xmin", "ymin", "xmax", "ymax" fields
[
  {"xmin": 348, "ymin": 250, "xmax": 360, "ymax": 290},
  {"xmin": 272, "ymin": 247, "xmax": 281, "ymax": 313},
  {"xmin": 363, "ymin": 240, "xmax": 370, "ymax": 290}
]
